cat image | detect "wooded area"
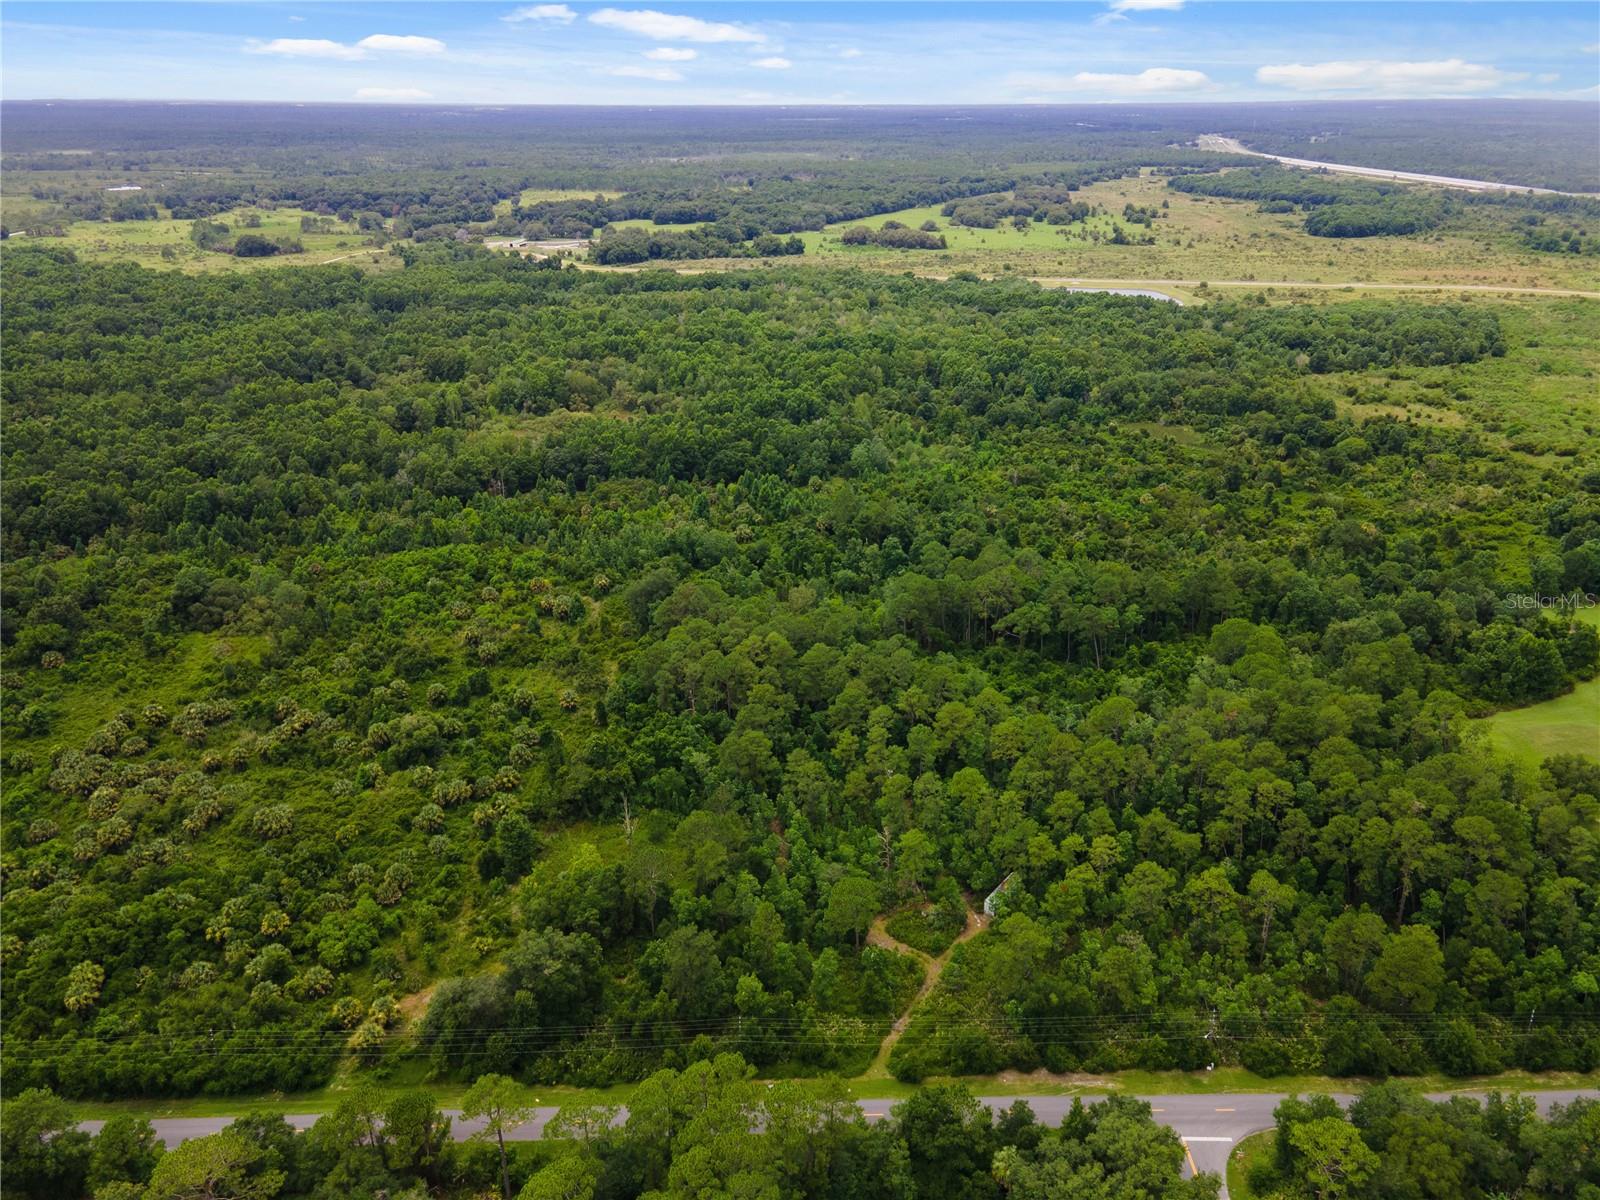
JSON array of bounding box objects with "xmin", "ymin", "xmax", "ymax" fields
[{"xmin": 3, "ymin": 245, "xmax": 1596, "ymax": 1104}]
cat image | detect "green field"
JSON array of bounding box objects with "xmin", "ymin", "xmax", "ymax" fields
[
  {"xmin": 603, "ymin": 217, "xmax": 703, "ymax": 233},
  {"xmin": 674, "ymin": 172, "xmax": 1600, "ymax": 292},
  {"xmin": 802, "ymin": 199, "xmax": 1127, "ymax": 257},
  {"xmin": 495, "ymin": 187, "xmax": 622, "ymax": 216},
  {"xmin": 11, "ymin": 205, "xmax": 392, "ymax": 272},
  {"xmin": 1480, "ymin": 607, "xmax": 1600, "ymax": 765},
  {"xmin": 15, "ymin": 168, "xmax": 1600, "ymax": 297},
  {"xmin": 1309, "ymin": 295, "xmax": 1600, "ymax": 456},
  {"xmin": 515, "ymin": 187, "xmax": 620, "ymax": 207}
]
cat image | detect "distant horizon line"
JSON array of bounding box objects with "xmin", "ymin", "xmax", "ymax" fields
[{"xmin": 4, "ymin": 96, "xmax": 1595, "ymax": 108}]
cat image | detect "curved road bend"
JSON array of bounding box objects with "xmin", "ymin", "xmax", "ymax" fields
[{"xmin": 79, "ymin": 1088, "xmax": 1597, "ymax": 1199}]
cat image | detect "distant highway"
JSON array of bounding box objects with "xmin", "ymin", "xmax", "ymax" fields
[
  {"xmin": 77, "ymin": 1088, "xmax": 1598, "ymax": 1200},
  {"xmin": 1197, "ymin": 134, "xmax": 1599, "ymax": 198}
]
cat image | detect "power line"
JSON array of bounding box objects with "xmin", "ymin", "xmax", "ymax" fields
[{"xmin": 4, "ymin": 1008, "xmax": 1592, "ymax": 1067}]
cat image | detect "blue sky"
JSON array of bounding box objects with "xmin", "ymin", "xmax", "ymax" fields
[{"xmin": 3, "ymin": 2, "xmax": 1597, "ymax": 105}]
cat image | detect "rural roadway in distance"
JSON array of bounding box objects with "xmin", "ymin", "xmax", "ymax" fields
[
  {"xmin": 1196, "ymin": 134, "xmax": 1600, "ymax": 198},
  {"xmin": 78, "ymin": 1088, "xmax": 1599, "ymax": 1200}
]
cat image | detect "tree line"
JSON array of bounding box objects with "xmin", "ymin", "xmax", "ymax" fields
[{"xmin": 3, "ymin": 1058, "xmax": 1220, "ymax": 1200}]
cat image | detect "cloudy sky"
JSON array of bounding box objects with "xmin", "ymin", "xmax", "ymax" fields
[{"xmin": 3, "ymin": 1, "xmax": 1596, "ymax": 105}]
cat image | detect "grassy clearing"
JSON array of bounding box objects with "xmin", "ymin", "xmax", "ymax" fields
[
  {"xmin": 19, "ymin": 170, "xmax": 1599, "ymax": 295},
  {"xmin": 1480, "ymin": 607, "xmax": 1600, "ymax": 766},
  {"xmin": 1437, "ymin": 298, "xmax": 1600, "ymax": 452},
  {"xmin": 1227, "ymin": 1129, "xmax": 1277, "ymax": 1200},
  {"xmin": 16, "ymin": 206, "xmax": 395, "ymax": 273},
  {"xmin": 604, "ymin": 218, "xmax": 703, "ymax": 233},
  {"xmin": 803, "ymin": 200, "xmax": 1128, "ymax": 258},
  {"xmin": 1121, "ymin": 421, "xmax": 1212, "ymax": 447},
  {"xmin": 21, "ymin": 623, "xmax": 271, "ymax": 751},
  {"xmin": 678, "ymin": 173, "xmax": 1600, "ymax": 292},
  {"xmin": 496, "ymin": 188, "xmax": 621, "ymax": 217},
  {"xmin": 517, "ymin": 187, "xmax": 619, "ymax": 207},
  {"xmin": 1232, "ymin": 292, "xmax": 1596, "ymax": 454}
]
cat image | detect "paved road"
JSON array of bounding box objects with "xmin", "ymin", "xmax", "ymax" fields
[
  {"xmin": 1197, "ymin": 134, "xmax": 1598, "ymax": 198},
  {"xmin": 78, "ymin": 1088, "xmax": 1596, "ymax": 1199}
]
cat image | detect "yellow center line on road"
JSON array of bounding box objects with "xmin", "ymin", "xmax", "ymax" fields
[
  {"xmin": 1184, "ymin": 1144, "xmax": 1198, "ymax": 1176},
  {"xmin": 1214, "ymin": 1107, "xmax": 1235, "ymax": 1112}
]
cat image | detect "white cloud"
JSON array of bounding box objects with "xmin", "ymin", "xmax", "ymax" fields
[
  {"xmin": 250, "ymin": 38, "xmax": 366, "ymax": 60},
  {"xmin": 645, "ymin": 47, "xmax": 697, "ymax": 61},
  {"xmin": 249, "ymin": 33, "xmax": 446, "ymax": 60},
  {"xmin": 589, "ymin": 8, "xmax": 763, "ymax": 43},
  {"xmin": 840, "ymin": 47, "xmax": 862, "ymax": 59},
  {"xmin": 608, "ymin": 64, "xmax": 684, "ymax": 81},
  {"xmin": 504, "ymin": 4, "xmax": 577, "ymax": 22},
  {"xmin": 1537, "ymin": 72, "xmax": 1561, "ymax": 84},
  {"xmin": 1256, "ymin": 58, "xmax": 1524, "ymax": 93},
  {"xmin": 356, "ymin": 34, "xmax": 446, "ymax": 55},
  {"xmin": 1013, "ymin": 67, "xmax": 1213, "ymax": 95},
  {"xmin": 288, "ymin": 14, "xmax": 305, "ymax": 22},
  {"xmin": 1095, "ymin": 0, "xmax": 1182, "ymax": 26},
  {"xmin": 752, "ymin": 56, "xmax": 792, "ymax": 70},
  {"xmin": 356, "ymin": 87, "xmax": 434, "ymax": 100}
]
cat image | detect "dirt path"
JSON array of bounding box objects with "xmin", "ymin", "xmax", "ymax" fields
[{"xmin": 865, "ymin": 902, "xmax": 987, "ymax": 1075}]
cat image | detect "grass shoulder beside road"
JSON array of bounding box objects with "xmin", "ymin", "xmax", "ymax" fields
[{"xmin": 1227, "ymin": 1129, "xmax": 1276, "ymax": 1200}]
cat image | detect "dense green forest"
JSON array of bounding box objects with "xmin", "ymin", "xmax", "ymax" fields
[
  {"xmin": 3, "ymin": 243, "xmax": 1597, "ymax": 1101},
  {"xmin": 1, "ymin": 103, "xmax": 1253, "ymax": 242},
  {"xmin": 589, "ymin": 226, "xmax": 806, "ymax": 266},
  {"xmin": 1248, "ymin": 1084, "xmax": 1599, "ymax": 1200},
  {"xmin": 8, "ymin": 101, "xmax": 1596, "ymax": 254},
  {"xmin": 7, "ymin": 101, "xmax": 1594, "ymax": 198}
]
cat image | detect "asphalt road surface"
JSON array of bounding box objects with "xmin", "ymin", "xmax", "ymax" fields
[
  {"xmin": 1196, "ymin": 135, "xmax": 1596, "ymax": 197},
  {"xmin": 78, "ymin": 1088, "xmax": 1597, "ymax": 1198}
]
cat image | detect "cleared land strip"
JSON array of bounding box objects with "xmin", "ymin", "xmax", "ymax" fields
[
  {"xmin": 1028, "ymin": 276, "xmax": 1600, "ymax": 300},
  {"xmin": 1197, "ymin": 134, "xmax": 1600, "ymax": 198},
  {"xmin": 576, "ymin": 261, "xmax": 1600, "ymax": 298}
]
